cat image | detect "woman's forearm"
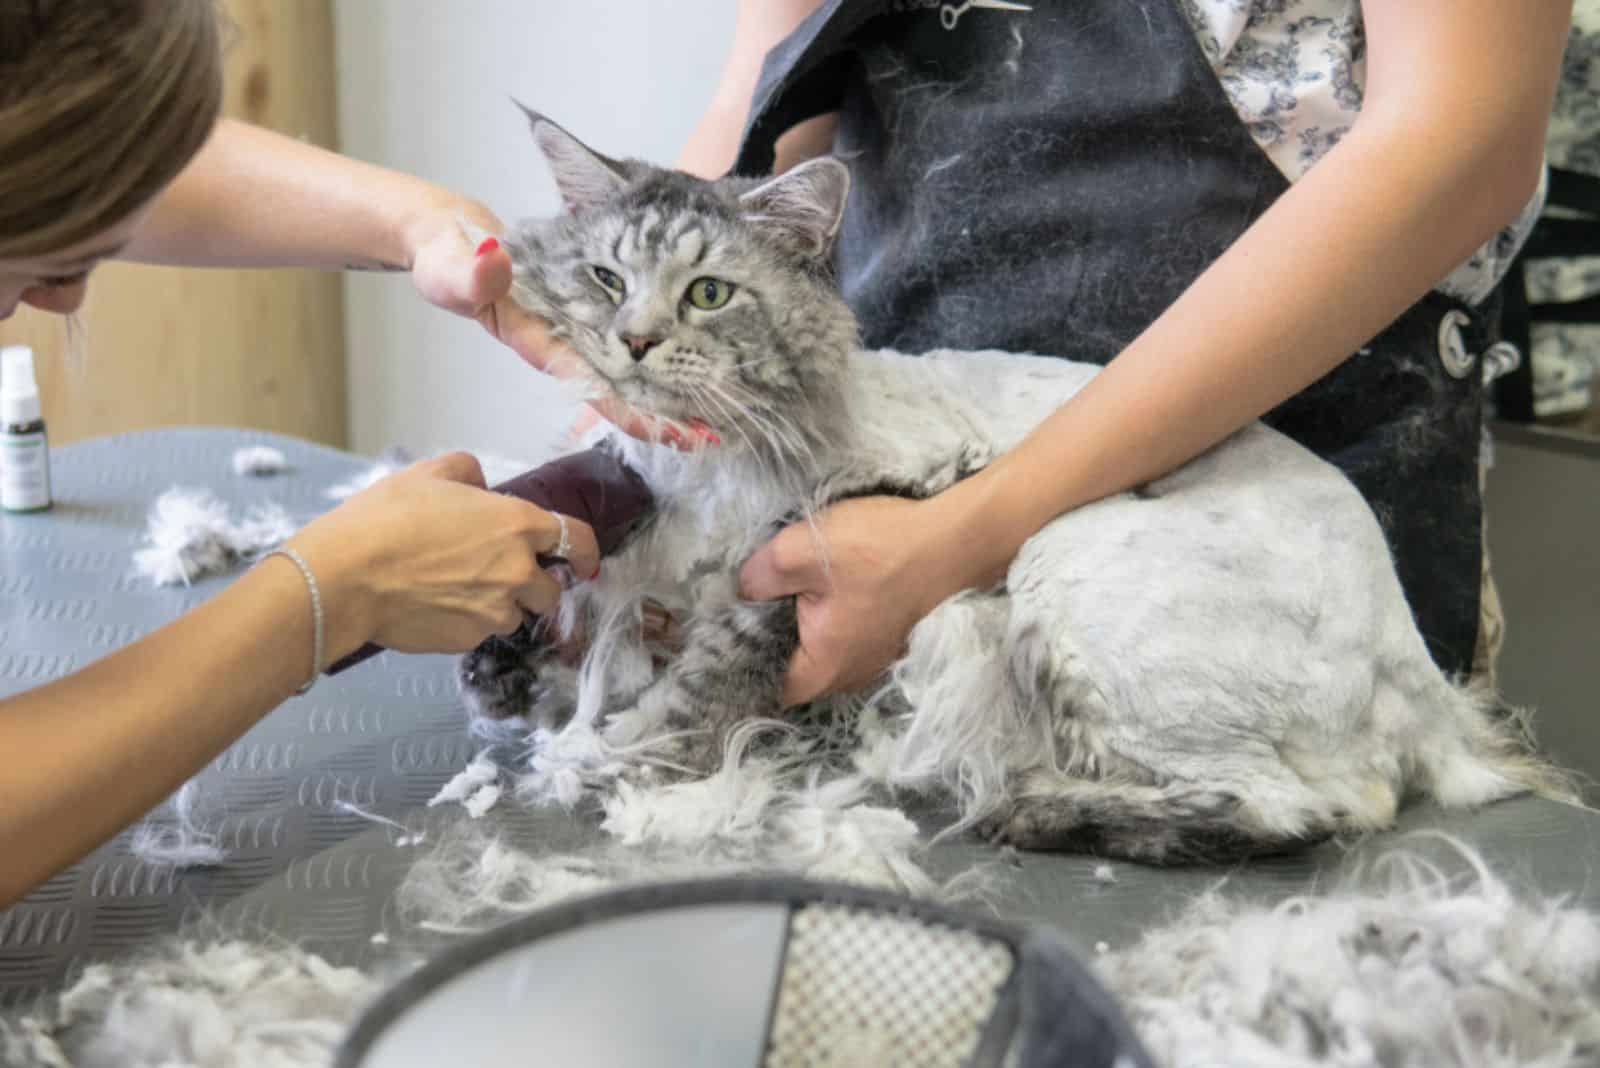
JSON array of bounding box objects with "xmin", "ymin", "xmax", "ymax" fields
[
  {"xmin": 678, "ymin": 0, "xmax": 826, "ymax": 178},
  {"xmin": 0, "ymin": 555, "xmax": 364, "ymax": 907},
  {"xmin": 122, "ymin": 119, "xmax": 482, "ymax": 271},
  {"xmin": 932, "ymin": 98, "xmax": 1555, "ymax": 592}
]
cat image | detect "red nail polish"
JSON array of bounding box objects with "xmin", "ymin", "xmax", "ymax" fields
[
  {"xmin": 687, "ymin": 418, "xmax": 721, "ymax": 446},
  {"xmin": 475, "ymin": 237, "xmax": 500, "ymax": 256}
]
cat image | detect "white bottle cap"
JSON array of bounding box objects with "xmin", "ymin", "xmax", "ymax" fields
[{"xmin": 1, "ymin": 345, "xmax": 41, "ymax": 426}]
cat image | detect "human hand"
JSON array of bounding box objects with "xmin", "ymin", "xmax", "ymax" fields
[
  {"xmin": 404, "ymin": 201, "xmax": 709, "ymax": 449},
  {"xmin": 288, "ymin": 452, "xmax": 600, "ymax": 661},
  {"xmin": 738, "ymin": 496, "xmax": 958, "ymax": 706}
]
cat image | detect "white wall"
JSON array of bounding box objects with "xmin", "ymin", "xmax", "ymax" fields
[{"xmin": 333, "ymin": 1, "xmax": 734, "ymax": 460}]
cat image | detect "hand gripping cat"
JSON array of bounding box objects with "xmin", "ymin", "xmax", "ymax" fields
[{"xmin": 460, "ymin": 109, "xmax": 1567, "ymax": 865}]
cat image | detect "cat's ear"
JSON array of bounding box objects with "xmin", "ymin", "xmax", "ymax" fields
[
  {"xmin": 738, "ymin": 158, "xmax": 851, "ymax": 259},
  {"xmin": 515, "ymin": 101, "xmax": 628, "ymax": 212}
]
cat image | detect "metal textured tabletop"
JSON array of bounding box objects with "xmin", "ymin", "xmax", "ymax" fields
[{"xmin": 1, "ymin": 428, "xmax": 1596, "ymax": 1009}]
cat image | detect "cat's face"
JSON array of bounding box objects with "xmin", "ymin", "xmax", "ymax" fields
[{"xmin": 505, "ymin": 111, "xmax": 858, "ymax": 445}]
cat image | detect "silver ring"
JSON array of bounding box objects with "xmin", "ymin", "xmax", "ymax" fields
[{"xmin": 553, "ymin": 513, "xmax": 573, "ymax": 560}]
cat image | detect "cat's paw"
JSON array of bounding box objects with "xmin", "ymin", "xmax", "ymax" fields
[
  {"xmin": 673, "ymin": 734, "xmax": 724, "ymax": 777},
  {"xmin": 973, "ymin": 803, "xmax": 1060, "ymax": 851},
  {"xmin": 974, "ymin": 806, "xmax": 1018, "ymax": 846},
  {"xmin": 601, "ymin": 703, "xmax": 669, "ymax": 747},
  {"xmin": 457, "ymin": 626, "xmax": 574, "ymax": 727},
  {"xmin": 602, "ymin": 700, "xmax": 723, "ymax": 775}
]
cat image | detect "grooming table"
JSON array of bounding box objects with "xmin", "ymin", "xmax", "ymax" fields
[{"xmin": 1, "ymin": 428, "xmax": 1596, "ymax": 1008}]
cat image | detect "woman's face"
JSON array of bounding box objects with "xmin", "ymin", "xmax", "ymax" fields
[{"xmin": 0, "ymin": 207, "xmax": 150, "ymax": 319}]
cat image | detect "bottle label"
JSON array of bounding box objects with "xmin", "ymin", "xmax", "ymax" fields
[{"xmin": 1, "ymin": 430, "xmax": 52, "ymax": 512}]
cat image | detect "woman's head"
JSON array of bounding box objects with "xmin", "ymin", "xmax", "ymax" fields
[{"xmin": 0, "ymin": 0, "xmax": 223, "ymax": 318}]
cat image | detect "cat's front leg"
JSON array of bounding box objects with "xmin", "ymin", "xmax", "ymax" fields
[
  {"xmin": 603, "ymin": 594, "xmax": 798, "ymax": 774},
  {"xmin": 457, "ymin": 619, "xmax": 577, "ymax": 728}
]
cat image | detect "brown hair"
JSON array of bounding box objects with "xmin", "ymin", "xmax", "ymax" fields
[{"xmin": 0, "ymin": 0, "xmax": 223, "ymax": 258}]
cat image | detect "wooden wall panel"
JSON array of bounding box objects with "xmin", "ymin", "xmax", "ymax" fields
[{"xmin": 0, "ymin": 0, "xmax": 348, "ymax": 448}]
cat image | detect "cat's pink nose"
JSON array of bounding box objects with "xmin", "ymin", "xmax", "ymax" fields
[{"xmin": 622, "ymin": 334, "xmax": 663, "ymax": 362}]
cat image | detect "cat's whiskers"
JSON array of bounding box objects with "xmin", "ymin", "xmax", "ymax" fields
[
  {"xmin": 732, "ymin": 354, "xmax": 793, "ymax": 371},
  {"xmin": 700, "ymin": 379, "xmax": 816, "ymax": 485},
  {"xmin": 688, "ymin": 376, "xmax": 766, "ymax": 449},
  {"xmin": 685, "ymin": 381, "xmax": 765, "ymax": 469},
  {"xmin": 708, "ymin": 379, "xmax": 835, "ymax": 576},
  {"xmin": 685, "ymin": 382, "xmax": 810, "ymax": 525},
  {"xmin": 708, "ymin": 375, "xmax": 819, "ymax": 473},
  {"xmin": 725, "ymin": 387, "xmax": 823, "ymax": 485},
  {"xmin": 695, "ymin": 380, "xmax": 829, "ymax": 560}
]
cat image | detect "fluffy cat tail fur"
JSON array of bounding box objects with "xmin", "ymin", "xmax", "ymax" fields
[{"xmin": 1410, "ymin": 681, "xmax": 1581, "ymax": 810}]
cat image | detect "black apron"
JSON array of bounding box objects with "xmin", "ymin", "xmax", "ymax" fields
[{"xmin": 733, "ymin": 0, "xmax": 1492, "ymax": 678}]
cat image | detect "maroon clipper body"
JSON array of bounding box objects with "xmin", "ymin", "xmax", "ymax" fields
[{"xmin": 323, "ymin": 447, "xmax": 655, "ymax": 676}]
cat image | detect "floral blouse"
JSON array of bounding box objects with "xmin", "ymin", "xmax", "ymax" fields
[{"xmin": 1176, "ymin": 0, "xmax": 1545, "ymax": 307}]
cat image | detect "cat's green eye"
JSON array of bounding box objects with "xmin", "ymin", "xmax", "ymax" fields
[
  {"xmin": 591, "ymin": 266, "xmax": 625, "ymax": 297},
  {"xmin": 685, "ymin": 277, "xmax": 736, "ymax": 311}
]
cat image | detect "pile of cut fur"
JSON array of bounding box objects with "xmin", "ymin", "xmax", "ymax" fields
[
  {"xmin": 1100, "ymin": 841, "xmax": 1600, "ymax": 1067},
  {"xmin": 88, "ymin": 458, "xmax": 1600, "ymax": 1066},
  {"xmin": 9, "ymin": 837, "xmax": 1599, "ymax": 1068},
  {"xmin": 399, "ymin": 707, "xmax": 1600, "ymax": 1068},
  {"xmin": 404, "ymin": 715, "xmax": 985, "ymax": 936},
  {"xmin": 3, "ymin": 940, "xmax": 380, "ymax": 1068}
]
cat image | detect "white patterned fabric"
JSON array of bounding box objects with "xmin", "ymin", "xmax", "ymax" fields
[
  {"xmin": 1177, "ymin": 0, "xmax": 1544, "ymax": 306},
  {"xmin": 763, "ymin": 905, "xmax": 1014, "ymax": 1067},
  {"xmin": 1525, "ymin": 0, "xmax": 1600, "ymax": 416}
]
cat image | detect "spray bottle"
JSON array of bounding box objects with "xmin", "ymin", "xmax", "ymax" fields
[{"xmin": 1, "ymin": 345, "xmax": 53, "ymax": 513}]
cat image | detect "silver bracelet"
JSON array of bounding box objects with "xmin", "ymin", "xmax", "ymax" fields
[{"xmin": 265, "ymin": 547, "xmax": 323, "ymax": 696}]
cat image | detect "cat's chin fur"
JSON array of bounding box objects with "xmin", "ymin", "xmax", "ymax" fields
[{"xmin": 460, "ymin": 113, "xmax": 1572, "ymax": 866}]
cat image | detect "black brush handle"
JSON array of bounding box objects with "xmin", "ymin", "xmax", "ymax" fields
[{"xmin": 322, "ymin": 448, "xmax": 653, "ymax": 677}]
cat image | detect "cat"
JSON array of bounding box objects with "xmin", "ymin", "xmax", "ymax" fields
[{"xmin": 458, "ymin": 108, "xmax": 1566, "ymax": 865}]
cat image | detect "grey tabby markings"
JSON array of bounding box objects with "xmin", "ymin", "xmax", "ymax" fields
[{"xmin": 460, "ymin": 109, "xmax": 1568, "ymax": 865}]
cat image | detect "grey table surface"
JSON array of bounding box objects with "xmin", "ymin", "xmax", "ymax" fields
[{"xmin": 1, "ymin": 428, "xmax": 1597, "ymax": 1009}]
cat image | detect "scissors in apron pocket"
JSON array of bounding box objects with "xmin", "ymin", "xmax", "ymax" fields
[{"xmin": 940, "ymin": 0, "xmax": 1032, "ymax": 31}]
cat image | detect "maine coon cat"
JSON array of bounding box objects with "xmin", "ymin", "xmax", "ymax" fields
[{"xmin": 460, "ymin": 110, "xmax": 1563, "ymax": 865}]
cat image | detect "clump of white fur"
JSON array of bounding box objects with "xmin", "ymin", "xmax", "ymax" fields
[
  {"xmin": 129, "ymin": 780, "xmax": 226, "ymax": 869},
  {"xmin": 427, "ymin": 751, "xmax": 503, "ymax": 819},
  {"xmin": 1098, "ymin": 837, "xmax": 1600, "ymax": 1068},
  {"xmin": 132, "ymin": 488, "xmax": 295, "ymax": 587},
  {"xmin": 2, "ymin": 940, "xmax": 380, "ymax": 1068},
  {"xmin": 397, "ymin": 723, "xmax": 995, "ymax": 936},
  {"xmin": 229, "ymin": 447, "xmax": 289, "ymax": 478},
  {"xmin": 395, "ymin": 831, "xmax": 620, "ymax": 935}
]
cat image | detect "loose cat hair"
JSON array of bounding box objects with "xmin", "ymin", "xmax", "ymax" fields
[{"xmin": 461, "ymin": 109, "xmax": 1570, "ymax": 865}]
